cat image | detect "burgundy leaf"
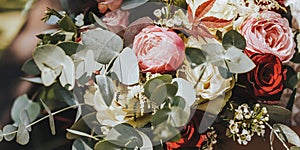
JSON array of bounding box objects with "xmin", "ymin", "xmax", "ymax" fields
[{"xmin": 200, "ymin": 16, "xmax": 233, "ymax": 28}]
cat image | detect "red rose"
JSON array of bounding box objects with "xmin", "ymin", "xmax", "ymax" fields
[
  {"xmin": 247, "ymin": 53, "xmax": 286, "ymax": 98},
  {"xmin": 166, "ymin": 111, "xmax": 206, "ymax": 150},
  {"xmin": 133, "ymin": 25, "xmax": 185, "ymax": 73}
]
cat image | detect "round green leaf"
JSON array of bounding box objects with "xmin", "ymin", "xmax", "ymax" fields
[
  {"xmin": 94, "ymin": 140, "xmax": 123, "ymax": 150},
  {"xmin": 222, "ymin": 30, "xmax": 246, "ymax": 50},
  {"xmin": 137, "ymin": 131, "xmax": 153, "ymax": 150},
  {"xmin": 144, "ymin": 75, "xmax": 172, "ymax": 98},
  {"xmin": 57, "ymin": 42, "xmax": 85, "ymax": 56},
  {"xmin": 185, "ymin": 47, "xmax": 207, "ymax": 65},
  {"xmin": 3, "ymin": 124, "xmax": 17, "ymax": 141},
  {"xmin": 153, "ymin": 123, "xmax": 180, "ymax": 142},
  {"xmin": 82, "ymin": 29, "xmax": 123, "ymax": 64},
  {"xmin": 151, "ymin": 108, "xmax": 171, "ymax": 126},
  {"xmin": 22, "ymin": 58, "xmax": 41, "ymax": 75},
  {"xmin": 105, "ymin": 124, "xmax": 143, "ymax": 148},
  {"xmin": 72, "ymin": 138, "xmax": 93, "ymax": 150},
  {"xmin": 273, "ymin": 124, "xmax": 300, "ymax": 147},
  {"xmin": 262, "ymin": 105, "xmax": 292, "ymax": 123},
  {"xmin": 16, "ymin": 124, "xmax": 30, "ymax": 145}
]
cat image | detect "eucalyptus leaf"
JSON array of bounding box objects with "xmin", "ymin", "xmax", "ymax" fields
[
  {"xmin": 19, "ymin": 110, "xmax": 31, "ymax": 131},
  {"xmin": 144, "ymin": 75, "xmax": 172, "ymax": 98},
  {"xmin": 11, "ymin": 95, "xmax": 41, "ymax": 124},
  {"xmin": 67, "ymin": 129, "xmax": 98, "ymax": 140},
  {"xmin": 218, "ymin": 66, "xmax": 233, "ymax": 79},
  {"xmin": 149, "ymin": 83, "xmax": 168, "ymax": 105},
  {"xmin": 95, "ymin": 75, "xmax": 115, "ymax": 106},
  {"xmin": 172, "ymin": 78, "xmax": 196, "ymax": 107},
  {"xmin": 94, "ymin": 140, "xmax": 123, "ymax": 150},
  {"xmin": 41, "ymin": 100, "xmax": 56, "ymax": 135},
  {"xmin": 111, "ymin": 47, "xmax": 139, "ymax": 85},
  {"xmin": 152, "ymin": 108, "xmax": 171, "ymax": 126},
  {"xmin": 224, "ymin": 47, "xmax": 255, "ymax": 73},
  {"xmin": 72, "ymin": 138, "xmax": 93, "ymax": 150},
  {"xmin": 3, "ymin": 125, "xmax": 17, "ymax": 141},
  {"xmin": 121, "ymin": 0, "xmax": 148, "ymax": 10},
  {"xmin": 21, "ymin": 77, "xmax": 43, "ymax": 84},
  {"xmin": 105, "ymin": 124, "xmax": 143, "ymax": 148},
  {"xmin": 185, "ymin": 47, "xmax": 207, "ymax": 65},
  {"xmin": 59, "ymin": 56, "xmax": 75, "ymax": 90},
  {"xmin": 59, "ymin": 15, "xmax": 76, "ymax": 32},
  {"xmin": 16, "ymin": 124, "xmax": 30, "ymax": 145},
  {"xmin": 222, "ymin": 30, "xmax": 246, "ymax": 50},
  {"xmin": 82, "ymin": 29, "xmax": 123, "ymax": 64},
  {"xmin": 197, "ymin": 92, "xmax": 231, "ymax": 115},
  {"xmin": 169, "ymin": 106, "xmax": 189, "ymax": 127},
  {"xmin": 90, "ymin": 12, "xmax": 108, "ymax": 29},
  {"xmin": 22, "ymin": 58, "xmax": 41, "ymax": 75},
  {"xmin": 273, "ymin": 124, "xmax": 300, "ymax": 147},
  {"xmin": 57, "ymin": 42, "xmax": 85, "ymax": 56},
  {"xmin": 172, "ymin": 96, "xmax": 186, "ymax": 109},
  {"xmin": 201, "ymin": 43, "xmax": 225, "ymax": 66},
  {"xmin": 262, "ymin": 105, "xmax": 291, "ymax": 123},
  {"xmin": 137, "ymin": 130, "xmax": 153, "ymax": 150}
]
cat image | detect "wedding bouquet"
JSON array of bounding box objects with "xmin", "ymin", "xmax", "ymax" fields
[{"xmin": 1, "ymin": 0, "xmax": 300, "ymax": 149}]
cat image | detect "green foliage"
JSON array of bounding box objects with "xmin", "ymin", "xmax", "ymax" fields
[
  {"xmin": 172, "ymin": 78, "xmax": 196, "ymax": 107},
  {"xmin": 22, "ymin": 59, "xmax": 41, "ymax": 75},
  {"xmin": 57, "ymin": 42, "xmax": 85, "ymax": 56},
  {"xmin": 11, "ymin": 95, "xmax": 41, "ymax": 124},
  {"xmin": 111, "ymin": 47, "xmax": 139, "ymax": 85},
  {"xmin": 33, "ymin": 45, "xmax": 75, "ymax": 89},
  {"xmin": 94, "ymin": 140, "xmax": 123, "ymax": 150},
  {"xmin": 121, "ymin": 0, "xmax": 148, "ymax": 10},
  {"xmin": 16, "ymin": 124, "xmax": 29, "ymax": 145},
  {"xmin": 262, "ymin": 104, "xmax": 292, "ymax": 124},
  {"xmin": 72, "ymin": 138, "xmax": 93, "ymax": 150},
  {"xmin": 95, "ymin": 75, "xmax": 115, "ymax": 107},
  {"xmin": 41, "ymin": 100, "xmax": 56, "ymax": 135},
  {"xmin": 105, "ymin": 124, "xmax": 143, "ymax": 148},
  {"xmin": 222, "ymin": 30, "xmax": 246, "ymax": 50},
  {"xmin": 144, "ymin": 74, "xmax": 172, "ymax": 98},
  {"xmin": 272, "ymin": 124, "xmax": 300, "ymax": 147},
  {"xmin": 59, "ymin": 15, "xmax": 77, "ymax": 32},
  {"xmin": 185, "ymin": 47, "xmax": 207, "ymax": 66},
  {"xmin": 3, "ymin": 125, "xmax": 17, "ymax": 141},
  {"xmin": 284, "ymin": 65, "xmax": 299, "ymax": 89},
  {"xmin": 152, "ymin": 106, "xmax": 188, "ymax": 127},
  {"xmin": 153, "ymin": 122, "xmax": 180, "ymax": 142},
  {"xmin": 36, "ymin": 32, "xmax": 66, "ymax": 45},
  {"xmin": 82, "ymin": 29, "xmax": 123, "ymax": 64}
]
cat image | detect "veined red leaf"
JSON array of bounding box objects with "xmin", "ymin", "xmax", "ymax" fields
[
  {"xmin": 201, "ymin": 16, "xmax": 233, "ymax": 28},
  {"xmin": 195, "ymin": 0, "xmax": 216, "ymax": 21},
  {"xmin": 187, "ymin": 5, "xmax": 193, "ymax": 22},
  {"xmin": 184, "ymin": 24, "xmax": 214, "ymax": 38}
]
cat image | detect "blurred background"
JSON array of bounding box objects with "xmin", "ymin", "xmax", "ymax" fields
[{"xmin": 0, "ymin": 0, "xmax": 26, "ymax": 52}]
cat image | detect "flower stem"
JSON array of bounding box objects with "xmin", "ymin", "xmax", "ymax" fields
[{"xmin": 265, "ymin": 122, "xmax": 289, "ymax": 150}]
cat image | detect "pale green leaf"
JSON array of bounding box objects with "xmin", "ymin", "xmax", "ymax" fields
[
  {"xmin": 172, "ymin": 78, "xmax": 196, "ymax": 107},
  {"xmin": 67, "ymin": 129, "xmax": 98, "ymax": 140},
  {"xmin": 16, "ymin": 124, "xmax": 30, "ymax": 145},
  {"xmin": 262, "ymin": 105, "xmax": 291, "ymax": 123},
  {"xmin": 94, "ymin": 140, "xmax": 123, "ymax": 150},
  {"xmin": 224, "ymin": 47, "xmax": 255, "ymax": 73},
  {"xmin": 20, "ymin": 110, "xmax": 31, "ymax": 131},
  {"xmin": 3, "ymin": 125, "xmax": 17, "ymax": 141},
  {"xmin": 201, "ymin": 43, "xmax": 225, "ymax": 66},
  {"xmin": 121, "ymin": 0, "xmax": 148, "ymax": 10},
  {"xmin": 105, "ymin": 124, "xmax": 143, "ymax": 148},
  {"xmin": 137, "ymin": 130, "xmax": 153, "ymax": 150},
  {"xmin": 41, "ymin": 67, "xmax": 59, "ymax": 86},
  {"xmin": 21, "ymin": 77, "xmax": 43, "ymax": 84},
  {"xmin": 153, "ymin": 122, "xmax": 180, "ymax": 142},
  {"xmin": 59, "ymin": 56, "xmax": 75, "ymax": 90},
  {"xmin": 95, "ymin": 75, "xmax": 115, "ymax": 106},
  {"xmin": 11, "ymin": 95, "xmax": 41, "ymax": 124},
  {"xmin": 169, "ymin": 106, "xmax": 189, "ymax": 127},
  {"xmin": 197, "ymin": 91, "xmax": 231, "ymax": 115},
  {"xmin": 72, "ymin": 138, "xmax": 93, "ymax": 150},
  {"xmin": 144, "ymin": 74, "xmax": 172, "ymax": 98},
  {"xmin": 91, "ymin": 12, "xmax": 108, "ymax": 29},
  {"xmin": 273, "ymin": 124, "xmax": 300, "ymax": 147},
  {"xmin": 111, "ymin": 47, "xmax": 139, "ymax": 85},
  {"xmin": 185, "ymin": 47, "xmax": 207, "ymax": 65},
  {"xmin": 40, "ymin": 100, "xmax": 56, "ymax": 135},
  {"xmin": 82, "ymin": 29, "xmax": 123, "ymax": 64}
]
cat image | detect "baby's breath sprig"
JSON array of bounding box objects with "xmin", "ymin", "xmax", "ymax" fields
[{"xmin": 226, "ymin": 103, "xmax": 269, "ymax": 145}]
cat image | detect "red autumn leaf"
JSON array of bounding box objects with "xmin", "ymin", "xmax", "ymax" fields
[
  {"xmin": 200, "ymin": 16, "xmax": 233, "ymax": 28},
  {"xmin": 194, "ymin": 0, "xmax": 216, "ymax": 21},
  {"xmin": 187, "ymin": 5, "xmax": 193, "ymax": 22}
]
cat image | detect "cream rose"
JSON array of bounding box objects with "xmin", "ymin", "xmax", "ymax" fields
[
  {"xmin": 241, "ymin": 11, "xmax": 296, "ymax": 62},
  {"xmin": 192, "ymin": 63, "xmax": 233, "ymax": 100}
]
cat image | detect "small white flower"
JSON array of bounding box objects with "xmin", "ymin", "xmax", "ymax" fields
[
  {"xmin": 262, "ymin": 107, "xmax": 267, "ymax": 114},
  {"xmin": 153, "ymin": 9, "xmax": 162, "ymax": 18},
  {"xmin": 166, "ymin": 19, "xmax": 174, "ymax": 27},
  {"xmin": 75, "ymin": 13, "xmax": 84, "ymax": 26},
  {"xmin": 237, "ymin": 129, "xmax": 252, "ymax": 145},
  {"xmin": 127, "ymin": 85, "xmax": 144, "ymax": 99},
  {"xmin": 229, "ymin": 120, "xmax": 239, "ymax": 134},
  {"xmin": 235, "ymin": 109, "xmax": 243, "ymax": 120}
]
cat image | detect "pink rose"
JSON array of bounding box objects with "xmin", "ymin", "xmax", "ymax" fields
[
  {"xmin": 133, "ymin": 25, "xmax": 185, "ymax": 73},
  {"xmin": 102, "ymin": 10, "xmax": 129, "ymax": 33},
  {"xmin": 241, "ymin": 11, "xmax": 295, "ymax": 62}
]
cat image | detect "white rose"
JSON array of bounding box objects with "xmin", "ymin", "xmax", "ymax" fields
[
  {"xmin": 285, "ymin": 0, "xmax": 300, "ymax": 29},
  {"xmin": 193, "ymin": 63, "xmax": 233, "ymax": 100}
]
